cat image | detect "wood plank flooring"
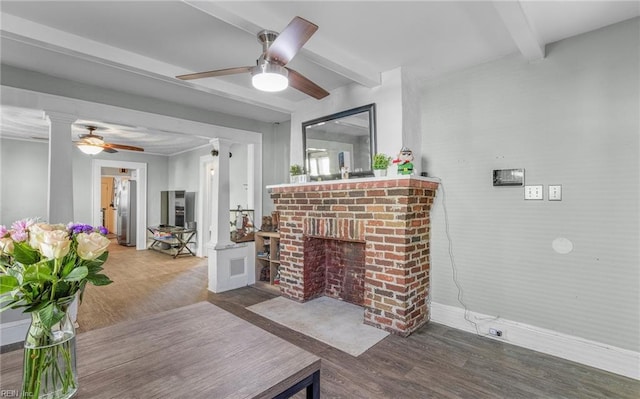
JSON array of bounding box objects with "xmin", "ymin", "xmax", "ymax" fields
[
  {"xmin": 3, "ymin": 242, "xmax": 638, "ymax": 398},
  {"xmin": 209, "ymin": 288, "xmax": 639, "ymax": 399}
]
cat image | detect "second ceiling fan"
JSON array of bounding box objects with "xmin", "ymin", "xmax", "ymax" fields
[
  {"xmin": 75, "ymin": 126, "xmax": 144, "ymax": 155},
  {"xmin": 176, "ymin": 16, "xmax": 329, "ymax": 100}
]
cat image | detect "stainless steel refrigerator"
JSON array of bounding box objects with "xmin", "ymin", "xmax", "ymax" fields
[
  {"xmin": 116, "ymin": 179, "xmax": 137, "ymax": 247},
  {"xmin": 161, "ymin": 190, "xmax": 195, "ymax": 228}
]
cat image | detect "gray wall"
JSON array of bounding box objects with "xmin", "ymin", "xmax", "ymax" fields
[
  {"xmin": 0, "ymin": 138, "xmax": 170, "ymax": 227},
  {"xmin": 422, "ymin": 19, "xmax": 639, "ymax": 351},
  {"xmin": 262, "ymin": 121, "xmax": 291, "ymax": 215},
  {"xmin": 0, "ymin": 139, "xmax": 48, "ymax": 224},
  {"xmin": 75, "ymin": 150, "xmax": 169, "ymax": 227}
]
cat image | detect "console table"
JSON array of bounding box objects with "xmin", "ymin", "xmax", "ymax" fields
[
  {"xmin": 147, "ymin": 225, "xmax": 196, "ymax": 258},
  {"xmin": 0, "ymin": 302, "xmax": 321, "ymax": 398}
]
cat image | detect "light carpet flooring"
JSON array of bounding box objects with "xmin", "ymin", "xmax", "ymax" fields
[{"xmin": 247, "ymin": 296, "xmax": 389, "ymax": 356}]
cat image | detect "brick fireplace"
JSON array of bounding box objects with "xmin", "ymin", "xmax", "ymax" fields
[{"xmin": 269, "ymin": 176, "xmax": 439, "ymax": 336}]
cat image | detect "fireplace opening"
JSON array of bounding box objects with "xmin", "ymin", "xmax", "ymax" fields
[{"xmin": 303, "ymin": 237, "xmax": 365, "ymax": 306}]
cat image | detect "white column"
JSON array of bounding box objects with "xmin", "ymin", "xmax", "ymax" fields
[
  {"xmin": 44, "ymin": 111, "xmax": 77, "ymax": 224},
  {"xmin": 207, "ymin": 138, "xmax": 252, "ymax": 293},
  {"xmin": 209, "ymin": 138, "xmax": 234, "ymax": 248}
]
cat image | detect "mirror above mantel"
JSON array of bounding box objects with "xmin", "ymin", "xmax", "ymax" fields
[{"xmin": 302, "ymin": 103, "xmax": 377, "ymax": 180}]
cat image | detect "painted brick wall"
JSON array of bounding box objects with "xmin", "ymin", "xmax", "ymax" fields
[{"xmin": 270, "ymin": 176, "xmax": 439, "ymax": 336}]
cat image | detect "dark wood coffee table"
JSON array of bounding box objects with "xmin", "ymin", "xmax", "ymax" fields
[{"xmin": 0, "ymin": 302, "xmax": 321, "ymax": 398}]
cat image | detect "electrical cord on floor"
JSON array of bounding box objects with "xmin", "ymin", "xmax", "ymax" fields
[{"xmin": 432, "ymin": 178, "xmax": 482, "ymax": 336}]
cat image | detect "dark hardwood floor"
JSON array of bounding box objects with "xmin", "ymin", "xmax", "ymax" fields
[
  {"xmin": 209, "ymin": 287, "xmax": 639, "ymax": 399},
  {"xmin": 3, "ymin": 242, "xmax": 638, "ymax": 398}
]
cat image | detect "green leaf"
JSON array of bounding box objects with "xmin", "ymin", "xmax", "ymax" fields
[
  {"xmin": 0, "ymin": 275, "xmax": 18, "ymax": 294},
  {"xmin": 63, "ymin": 266, "xmax": 88, "ymax": 282},
  {"xmin": 54, "ymin": 281, "xmax": 71, "ymax": 297},
  {"xmin": 61, "ymin": 258, "xmax": 76, "ymax": 278},
  {"xmin": 37, "ymin": 303, "xmax": 65, "ymax": 329},
  {"xmin": 97, "ymin": 251, "xmax": 109, "ymax": 262},
  {"xmin": 86, "ymin": 273, "xmax": 113, "ymax": 286},
  {"xmin": 23, "ymin": 263, "xmax": 54, "ymax": 283},
  {"xmin": 6, "ymin": 265, "xmax": 25, "ymax": 284},
  {"xmin": 85, "ymin": 262, "xmax": 104, "ymax": 275},
  {"xmin": 23, "ymin": 300, "xmax": 48, "ymax": 313},
  {"xmin": 12, "ymin": 241, "xmax": 40, "ymax": 265}
]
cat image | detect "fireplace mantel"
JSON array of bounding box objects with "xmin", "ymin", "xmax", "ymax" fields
[
  {"xmin": 267, "ymin": 174, "xmax": 440, "ymax": 191},
  {"xmin": 268, "ymin": 176, "xmax": 439, "ymax": 336}
]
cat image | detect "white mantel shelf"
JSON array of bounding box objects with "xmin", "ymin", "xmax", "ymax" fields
[{"xmin": 267, "ymin": 175, "xmax": 440, "ymax": 190}]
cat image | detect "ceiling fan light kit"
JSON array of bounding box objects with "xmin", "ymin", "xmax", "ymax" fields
[
  {"xmin": 252, "ymin": 62, "xmax": 289, "ymax": 92},
  {"xmin": 77, "ymin": 143, "xmax": 104, "ymax": 155}
]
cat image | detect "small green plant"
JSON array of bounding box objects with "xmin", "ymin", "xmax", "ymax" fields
[
  {"xmin": 372, "ymin": 153, "xmax": 391, "ymax": 170},
  {"xmin": 289, "ymin": 164, "xmax": 304, "ymax": 176}
]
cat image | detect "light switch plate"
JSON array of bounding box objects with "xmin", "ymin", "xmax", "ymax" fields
[
  {"xmin": 524, "ymin": 185, "xmax": 543, "ymax": 200},
  {"xmin": 549, "ymin": 185, "xmax": 562, "ymax": 201}
]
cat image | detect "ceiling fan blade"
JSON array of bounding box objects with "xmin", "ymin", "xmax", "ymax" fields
[
  {"xmin": 265, "ymin": 16, "xmax": 318, "ymax": 65},
  {"xmin": 103, "ymin": 143, "xmax": 144, "ymax": 152},
  {"xmin": 176, "ymin": 66, "xmax": 253, "ymax": 81},
  {"xmin": 286, "ymin": 67, "xmax": 329, "ymax": 99},
  {"xmin": 103, "ymin": 148, "xmax": 118, "ymax": 154}
]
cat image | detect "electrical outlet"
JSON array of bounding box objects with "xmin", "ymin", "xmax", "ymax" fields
[
  {"xmin": 524, "ymin": 185, "xmax": 543, "ymax": 200},
  {"xmin": 549, "ymin": 185, "xmax": 562, "ymax": 201},
  {"xmin": 489, "ymin": 328, "xmax": 503, "ymax": 337}
]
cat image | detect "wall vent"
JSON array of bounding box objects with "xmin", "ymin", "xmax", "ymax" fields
[{"xmin": 230, "ymin": 257, "xmax": 245, "ymax": 277}]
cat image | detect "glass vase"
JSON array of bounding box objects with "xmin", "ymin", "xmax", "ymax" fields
[{"xmin": 22, "ymin": 300, "xmax": 78, "ymax": 399}]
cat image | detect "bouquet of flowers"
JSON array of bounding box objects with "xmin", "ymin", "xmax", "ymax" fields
[{"xmin": 0, "ymin": 218, "xmax": 113, "ymax": 399}]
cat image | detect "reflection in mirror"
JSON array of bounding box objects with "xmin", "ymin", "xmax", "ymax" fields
[{"xmin": 302, "ymin": 104, "xmax": 376, "ymax": 180}]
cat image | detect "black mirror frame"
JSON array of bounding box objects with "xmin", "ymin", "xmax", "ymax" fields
[{"xmin": 302, "ymin": 103, "xmax": 377, "ymax": 180}]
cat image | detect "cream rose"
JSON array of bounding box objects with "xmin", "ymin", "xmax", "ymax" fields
[
  {"xmin": 0, "ymin": 237, "xmax": 14, "ymax": 255},
  {"xmin": 38, "ymin": 229, "xmax": 72, "ymax": 259},
  {"xmin": 28, "ymin": 223, "xmax": 47, "ymax": 249},
  {"xmin": 76, "ymin": 232, "xmax": 110, "ymax": 260}
]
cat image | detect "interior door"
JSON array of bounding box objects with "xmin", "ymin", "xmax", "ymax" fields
[{"xmin": 101, "ymin": 177, "xmax": 116, "ymax": 234}]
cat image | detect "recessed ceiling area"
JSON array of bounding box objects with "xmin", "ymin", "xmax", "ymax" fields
[{"xmin": 0, "ymin": 105, "xmax": 211, "ymax": 156}]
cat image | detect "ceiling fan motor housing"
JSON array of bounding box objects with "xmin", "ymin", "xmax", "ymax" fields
[{"xmin": 257, "ymin": 30, "xmax": 279, "ymax": 54}]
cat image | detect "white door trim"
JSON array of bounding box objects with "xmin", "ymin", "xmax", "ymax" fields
[{"xmin": 91, "ymin": 159, "xmax": 147, "ymax": 250}]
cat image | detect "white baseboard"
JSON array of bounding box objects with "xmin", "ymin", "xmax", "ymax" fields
[
  {"xmin": 430, "ymin": 302, "xmax": 639, "ymax": 380},
  {"xmin": 0, "ymin": 318, "xmax": 30, "ymax": 346}
]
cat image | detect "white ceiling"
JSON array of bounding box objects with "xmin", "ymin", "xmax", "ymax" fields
[{"xmin": 1, "ymin": 1, "xmax": 638, "ymax": 155}]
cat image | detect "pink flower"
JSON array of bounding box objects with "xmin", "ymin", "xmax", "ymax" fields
[
  {"xmin": 10, "ymin": 218, "xmax": 35, "ymax": 243},
  {"xmin": 0, "ymin": 225, "xmax": 8, "ymax": 238}
]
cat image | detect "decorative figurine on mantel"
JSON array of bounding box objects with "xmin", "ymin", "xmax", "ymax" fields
[{"xmin": 393, "ymin": 146, "xmax": 415, "ymax": 175}]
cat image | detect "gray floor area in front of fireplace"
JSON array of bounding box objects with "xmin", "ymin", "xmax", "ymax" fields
[{"xmin": 247, "ymin": 296, "xmax": 389, "ymax": 356}]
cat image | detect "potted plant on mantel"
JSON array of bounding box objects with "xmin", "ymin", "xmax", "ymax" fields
[
  {"xmin": 372, "ymin": 153, "xmax": 391, "ymax": 177},
  {"xmin": 289, "ymin": 164, "xmax": 306, "ymax": 184}
]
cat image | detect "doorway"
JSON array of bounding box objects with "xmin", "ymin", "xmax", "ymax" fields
[{"xmin": 91, "ymin": 159, "xmax": 147, "ymax": 250}]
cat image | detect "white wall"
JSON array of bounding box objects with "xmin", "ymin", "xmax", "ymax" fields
[{"xmin": 422, "ymin": 18, "xmax": 639, "ymax": 355}]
